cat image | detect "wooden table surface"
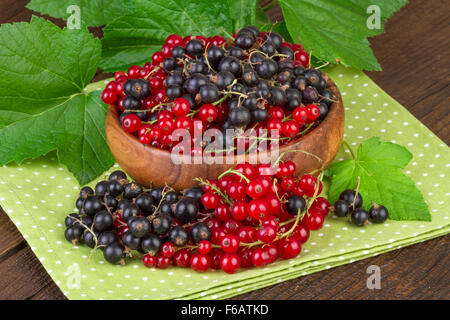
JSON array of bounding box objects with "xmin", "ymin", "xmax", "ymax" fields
[{"xmin": 0, "ymin": 0, "xmax": 448, "ymax": 300}]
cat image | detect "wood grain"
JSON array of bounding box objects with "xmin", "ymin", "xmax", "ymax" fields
[
  {"xmin": 105, "ymin": 75, "xmax": 344, "ymax": 191},
  {"xmin": 0, "ymin": 0, "xmax": 448, "ymax": 300}
]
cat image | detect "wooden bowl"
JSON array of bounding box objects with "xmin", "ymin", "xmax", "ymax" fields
[{"xmin": 105, "ymin": 73, "xmax": 344, "ymax": 191}]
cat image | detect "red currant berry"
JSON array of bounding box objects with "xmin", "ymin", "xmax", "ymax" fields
[
  {"xmin": 304, "ymin": 212, "xmax": 324, "ymax": 230},
  {"xmin": 149, "ymin": 125, "xmax": 163, "ymax": 142},
  {"xmin": 262, "ymin": 215, "xmax": 279, "ymax": 229},
  {"xmin": 158, "ymin": 118, "xmax": 174, "ymax": 134},
  {"xmin": 299, "ymin": 174, "xmax": 323, "ymax": 197},
  {"xmin": 292, "ymin": 223, "xmax": 310, "ymax": 244},
  {"xmin": 161, "ymin": 242, "xmax": 175, "ymax": 258},
  {"xmin": 247, "ymin": 199, "xmax": 270, "ymax": 220},
  {"xmin": 265, "ymin": 244, "xmax": 279, "ymax": 262},
  {"xmin": 215, "ymin": 203, "xmax": 231, "ymax": 221},
  {"xmin": 262, "ymin": 194, "xmax": 281, "ymax": 216},
  {"xmin": 278, "ymin": 237, "xmax": 302, "ymax": 259},
  {"xmin": 142, "ymin": 254, "xmax": 157, "ymax": 268},
  {"xmin": 267, "ymin": 119, "xmax": 282, "ymax": 137},
  {"xmin": 256, "ymin": 225, "xmax": 277, "ymax": 243},
  {"xmin": 246, "ymin": 178, "xmax": 268, "ymax": 199},
  {"xmin": 199, "ymin": 104, "xmax": 218, "ymax": 123},
  {"xmin": 198, "ymin": 240, "xmax": 212, "ymax": 254},
  {"xmin": 231, "ymin": 200, "xmax": 248, "ymax": 220},
  {"xmin": 268, "ymin": 107, "xmax": 285, "ymax": 120},
  {"xmin": 101, "ymin": 89, "xmax": 117, "ymax": 104},
  {"xmin": 201, "ymin": 192, "xmax": 219, "ymax": 209},
  {"xmin": 211, "ymin": 227, "xmax": 226, "ymax": 245},
  {"xmin": 235, "ymin": 163, "xmax": 257, "ymax": 180},
  {"xmin": 223, "ymin": 219, "xmax": 242, "ymax": 234},
  {"xmin": 220, "ymin": 253, "xmax": 241, "ymax": 274},
  {"xmin": 256, "ymin": 163, "xmax": 276, "ymax": 177},
  {"xmin": 172, "ymin": 97, "xmax": 191, "ymax": 116},
  {"xmin": 311, "ymin": 197, "xmax": 330, "ymax": 216},
  {"xmin": 205, "ymin": 218, "xmax": 220, "ymax": 230},
  {"xmin": 174, "ymin": 115, "xmax": 194, "ymax": 133},
  {"xmin": 165, "ymin": 34, "xmax": 183, "ymax": 46},
  {"xmin": 209, "ymin": 248, "xmax": 224, "ymax": 270},
  {"xmin": 238, "ymin": 247, "xmax": 254, "ymax": 268},
  {"xmin": 293, "ymin": 106, "xmax": 308, "ymax": 124},
  {"xmin": 227, "ymin": 180, "xmax": 247, "ymax": 200},
  {"xmin": 190, "ymin": 252, "xmax": 211, "ymax": 272},
  {"xmin": 293, "ymin": 182, "xmax": 306, "ymax": 197},
  {"xmin": 122, "ymin": 114, "xmax": 141, "ymax": 133},
  {"xmin": 221, "ymin": 234, "xmax": 240, "ymax": 253},
  {"xmin": 173, "ymin": 248, "xmax": 191, "ymax": 267},
  {"xmin": 306, "ymin": 104, "xmax": 320, "ymax": 122},
  {"xmin": 202, "ymin": 179, "xmax": 219, "ymax": 193},
  {"xmin": 251, "ymin": 247, "xmax": 271, "ymax": 267},
  {"xmin": 282, "ymin": 120, "xmax": 300, "ymax": 138},
  {"xmin": 156, "ymin": 253, "xmax": 171, "ymax": 269},
  {"xmin": 114, "ymin": 70, "xmax": 126, "ymax": 81},
  {"xmin": 237, "ymin": 226, "xmax": 257, "ymax": 243},
  {"xmin": 127, "ymin": 65, "xmax": 142, "ymax": 79},
  {"xmin": 294, "ymin": 49, "xmax": 309, "ymax": 67},
  {"xmin": 281, "ymin": 176, "xmax": 296, "ymax": 191}
]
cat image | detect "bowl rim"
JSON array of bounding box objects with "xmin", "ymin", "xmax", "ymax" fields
[{"xmin": 107, "ymin": 72, "xmax": 343, "ymax": 163}]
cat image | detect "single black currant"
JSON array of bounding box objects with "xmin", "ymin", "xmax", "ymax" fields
[
  {"xmin": 79, "ymin": 186, "xmax": 94, "ymax": 199},
  {"xmin": 166, "ymin": 72, "xmax": 184, "ymax": 87},
  {"xmin": 186, "ymin": 39, "xmax": 204, "ymax": 56},
  {"xmin": 206, "ymin": 46, "xmax": 226, "ymax": 68},
  {"xmin": 83, "ymin": 195, "xmax": 104, "ymax": 216},
  {"xmin": 260, "ymin": 41, "xmax": 276, "ymax": 56},
  {"xmin": 333, "ymin": 200, "xmax": 349, "ymax": 217},
  {"xmin": 264, "ymin": 31, "xmax": 282, "ymax": 49},
  {"xmin": 256, "ymin": 58, "xmax": 278, "ymax": 79},
  {"xmin": 163, "ymin": 190, "xmax": 178, "ymax": 203},
  {"xmin": 351, "ymin": 208, "xmax": 369, "ymax": 227},
  {"xmin": 65, "ymin": 213, "xmax": 79, "ymax": 227},
  {"xmin": 214, "ymin": 71, "xmax": 235, "ymax": 90},
  {"xmin": 103, "ymin": 242, "xmax": 125, "ymax": 265},
  {"xmin": 339, "ymin": 190, "xmax": 363, "ymax": 209},
  {"xmin": 135, "ymin": 192, "xmax": 154, "ymax": 214},
  {"xmin": 229, "ymin": 107, "xmax": 251, "ymax": 127},
  {"xmin": 108, "ymin": 180, "xmax": 124, "ymax": 197},
  {"xmin": 94, "ymin": 180, "xmax": 110, "ymax": 197},
  {"xmin": 64, "ymin": 225, "xmax": 83, "ymax": 244},
  {"xmin": 235, "ymin": 31, "xmax": 255, "ymax": 49},
  {"xmin": 171, "ymin": 45, "xmax": 186, "ymax": 59},
  {"xmin": 159, "ymin": 200, "xmax": 174, "ymax": 215},
  {"xmin": 124, "ymin": 79, "xmax": 150, "ymax": 100},
  {"xmin": 141, "ymin": 234, "xmax": 162, "ymax": 255},
  {"xmin": 302, "ymin": 86, "xmax": 319, "ymax": 104},
  {"xmin": 369, "ymin": 203, "xmax": 389, "ymax": 223},
  {"xmin": 317, "ymin": 102, "xmax": 329, "ymax": 120},
  {"xmin": 93, "ymin": 210, "xmax": 114, "ymax": 232},
  {"xmin": 292, "ymin": 75, "xmax": 307, "ymax": 91},
  {"xmin": 227, "ymin": 46, "xmax": 244, "ymax": 60},
  {"xmin": 122, "ymin": 230, "xmax": 142, "ymax": 250},
  {"xmin": 128, "ymin": 216, "xmax": 151, "ymax": 238},
  {"xmin": 278, "ymin": 47, "xmax": 294, "ymax": 60},
  {"xmin": 199, "ymin": 83, "xmax": 219, "ymax": 103},
  {"xmin": 117, "ymin": 198, "xmax": 132, "ymax": 212},
  {"xmin": 122, "ymin": 203, "xmax": 141, "ymax": 222},
  {"xmin": 293, "ymin": 66, "xmax": 306, "ymax": 76},
  {"xmin": 83, "ymin": 229, "xmax": 99, "ymax": 248},
  {"xmin": 97, "ymin": 231, "xmax": 118, "ymax": 251},
  {"xmin": 251, "ymin": 108, "xmax": 268, "ymax": 123},
  {"xmin": 183, "ymin": 186, "xmax": 204, "ymax": 201},
  {"xmin": 218, "ymin": 56, "xmax": 242, "ymax": 77},
  {"xmin": 122, "ymin": 96, "xmax": 141, "ymax": 110},
  {"xmin": 163, "ymin": 57, "xmax": 177, "ymax": 72},
  {"xmin": 269, "ymin": 86, "xmax": 286, "ymax": 106},
  {"xmin": 320, "ymin": 89, "xmax": 334, "ymax": 106},
  {"xmin": 304, "ymin": 69, "xmax": 322, "ymax": 88},
  {"xmin": 152, "ymin": 214, "xmax": 172, "ymax": 235},
  {"xmin": 243, "ymin": 94, "xmax": 258, "ymax": 110},
  {"xmin": 123, "ymin": 182, "xmax": 143, "ymax": 199},
  {"xmin": 166, "ymin": 85, "xmax": 183, "ymax": 100},
  {"xmin": 286, "ymin": 195, "xmax": 306, "ymax": 215},
  {"xmin": 76, "ymin": 197, "xmax": 84, "ymax": 211},
  {"xmin": 186, "ymin": 60, "xmax": 206, "ymax": 74},
  {"xmin": 190, "ymin": 222, "xmax": 211, "ymax": 242},
  {"xmin": 168, "ymin": 226, "xmax": 189, "ymax": 247},
  {"xmin": 174, "ymin": 197, "xmax": 199, "ymax": 223},
  {"xmin": 238, "ymin": 26, "xmax": 260, "ymax": 39}
]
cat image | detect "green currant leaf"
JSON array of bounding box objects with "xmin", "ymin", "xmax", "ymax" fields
[
  {"xmin": 227, "ymin": 0, "xmax": 259, "ymax": 30},
  {"xmin": 326, "ymin": 137, "xmax": 431, "ymax": 221},
  {"xmin": 100, "ymin": 0, "xmax": 234, "ymax": 72},
  {"xmin": 0, "ymin": 16, "xmax": 114, "ymax": 184},
  {"xmin": 26, "ymin": 0, "xmax": 137, "ymax": 27},
  {"xmin": 279, "ymin": 0, "xmax": 408, "ymax": 71}
]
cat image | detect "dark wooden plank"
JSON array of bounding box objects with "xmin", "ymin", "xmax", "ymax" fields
[{"xmin": 0, "ymin": 0, "xmax": 448, "ymax": 300}]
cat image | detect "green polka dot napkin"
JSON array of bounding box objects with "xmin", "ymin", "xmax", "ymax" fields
[{"xmin": 0, "ymin": 65, "xmax": 448, "ymax": 300}]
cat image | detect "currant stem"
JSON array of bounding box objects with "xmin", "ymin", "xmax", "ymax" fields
[
  {"xmin": 193, "ymin": 177, "xmax": 233, "ymax": 206},
  {"xmin": 341, "ymin": 140, "xmax": 356, "ymax": 160},
  {"xmin": 217, "ymin": 169, "xmax": 250, "ymax": 183}
]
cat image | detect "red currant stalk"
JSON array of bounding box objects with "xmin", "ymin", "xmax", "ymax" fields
[{"xmin": 217, "ymin": 168, "xmax": 251, "ymax": 184}]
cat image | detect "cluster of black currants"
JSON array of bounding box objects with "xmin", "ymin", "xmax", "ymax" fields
[
  {"xmin": 64, "ymin": 170, "xmax": 211, "ymax": 265},
  {"xmin": 332, "ymin": 189, "xmax": 389, "ymax": 226}
]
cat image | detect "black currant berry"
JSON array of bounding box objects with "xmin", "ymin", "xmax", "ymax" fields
[
  {"xmin": 206, "ymin": 46, "xmax": 226, "ymax": 68},
  {"xmin": 190, "ymin": 222, "xmax": 211, "ymax": 242},
  {"xmin": 351, "ymin": 208, "xmax": 369, "ymax": 227},
  {"xmin": 278, "ymin": 58, "xmax": 295, "ymax": 70},
  {"xmin": 135, "ymin": 192, "xmax": 154, "ymax": 214},
  {"xmin": 95, "ymin": 180, "xmax": 110, "ymax": 197},
  {"xmin": 83, "ymin": 195, "xmax": 104, "ymax": 216},
  {"xmin": 304, "ymin": 69, "xmax": 322, "ymax": 88},
  {"xmin": 293, "ymin": 66, "xmax": 306, "ymax": 76},
  {"xmin": 260, "ymin": 41, "xmax": 276, "ymax": 56},
  {"xmin": 242, "ymin": 67, "xmax": 259, "ymax": 87},
  {"xmin": 250, "ymin": 52, "xmax": 265, "ymax": 65},
  {"xmin": 163, "ymin": 191, "xmax": 178, "ymax": 203},
  {"xmin": 264, "ymin": 31, "xmax": 283, "ymax": 49},
  {"xmin": 286, "ymin": 195, "xmax": 306, "ymax": 215},
  {"xmin": 76, "ymin": 197, "xmax": 84, "ymax": 211},
  {"xmin": 277, "ymin": 69, "xmax": 293, "ymax": 84},
  {"xmin": 278, "ymin": 47, "xmax": 294, "ymax": 60},
  {"xmin": 125, "ymin": 79, "xmax": 151, "ymax": 100},
  {"xmin": 103, "ymin": 242, "xmax": 125, "ymax": 265},
  {"xmin": 292, "ymin": 76, "xmax": 307, "ymax": 91},
  {"xmin": 141, "ymin": 234, "xmax": 162, "ymax": 255},
  {"xmin": 163, "ymin": 57, "xmax": 177, "ymax": 72},
  {"xmin": 171, "ymin": 45, "xmax": 186, "ymax": 59},
  {"xmin": 235, "ymin": 31, "xmax": 255, "ymax": 49},
  {"xmin": 339, "ymin": 190, "xmax": 363, "ymax": 209},
  {"xmin": 122, "ymin": 230, "xmax": 142, "ymax": 250},
  {"xmin": 317, "ymin": 102, "xmax": 328, "ymax": 120},
  {"xmin": 199, "ymin": 83, "xmax": 219, "ymax": 103},
  {"xmin": 98, "ymin": 231, "xmax": 118, "ymax": 250},
  {"xmin": 218, "ymin": 56, "xmax": 242, "ymax": 77},
  {"xmin": 79, "ymin": 186, "xmax": 94, "ymax": 199},
  {"xmin": 166, "ymin": 85, "xmax": 183, "ymax": 100},
  {"xmin": 186, "ymin": 60, "xmax": 206, "ymax": 75},
  {"xmin": 251, "ymin": 108, "xmax": 268, "ymax": 123},
  {"xmin": 183, "ymin": 74, "xmax": 209, "ymax": 94},
  {"xmin": 302, "ymin": 86, "xmax": 319, "ymax": 104},
  {"xmin": 286, "ymin": 88, "xmax": 302, "ymax": 102},
  {"xmin": 256, "ymin": 58, "xmax": 278, "ymax": 79},
  {"xmin": 128, "ymin": 216, "xmax": 151, "ymax": 238},
  {"xmin": 105, "ymin": 195, "xmax": 118, "ymax": 212},
  {"xmin": 108, "ymin": 180, "xmax": 124, "ymax": 197},
  {"xmin": 152, "ymin": 214, "xmax": 172, "ymax": 235},
  {"xmin": 227, "ymin": 46, "xmax": 244, "ymax": 60},
  {"xmin": 117, "ymin": 198, "xmax": 132, "ymax": 212},
  {"xmin": 214, "ymin": 71, "xmax": 235, "ymax": 90},
  {"xmin": 122, "ymin": 203, "xmax": 141, "ymax": 222},
  {"xmin": 229, "ymin": 107, "xmax": 251, "ymax": 127},
  {"xmin": 333, "ymin": 200, "xmax": 349, "ymax": 217},
  {"xmin": 239, "ymin": 26, "xmax": 260, "ymax": 39},
  {"xmin": 93, "ymin": 210, "xmax": 114, "ymax": 232},
  {"xmin": 186, "ymin": 39, "xmax": 204, "ymax": 56},
  {"xmin": 83, "ymin": 229, "xmax": 99, "ymax": 248},
  {"xmin": 123, "ymin": 182, "xmax": 143, "ymax": 199},
  {"xmin": 369, "ymin": 203, "xmax": 389, "ymax": 223},
  {"xmin": 65, "ymin": 213, "xmax": 79, "ymax": 227},
  {"xmin": 174, "ymin": 197, "xmax": 199, "ymax": 223},
  {"xmin": 122, "ymin": 96, "xmax": 141, "ymax": 110},
  {"xmin": 159, "ymin": 200, "xmax": 174, "ymax": 215},
  {"xmin": 183, "ymin": 186, "xmax": 204, "ymax": 201},
  {"xmin": 166, "ymin": 72, "xmax": 184, "ymax": 87},
  {"xmin": 168, "ymin": 226, "xmax": 189, "ymax": 246},
  {"xmin": 269, "ymin": 86, "xmax": 286, "ymax": 106},
  {"xmin": 231, "ymin": 83, "xmax": 247, "ymax": 94},
  {"xmin": 320, "ymin": 89, "xmax": 334, "ymax": 106},
  {"xmin": 243, "ymin": 94, "xmax": 258, "ymax": 110},
  {"xmin": 64, "ymin": 225, "xmax": 83, "ymax": 244}
]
